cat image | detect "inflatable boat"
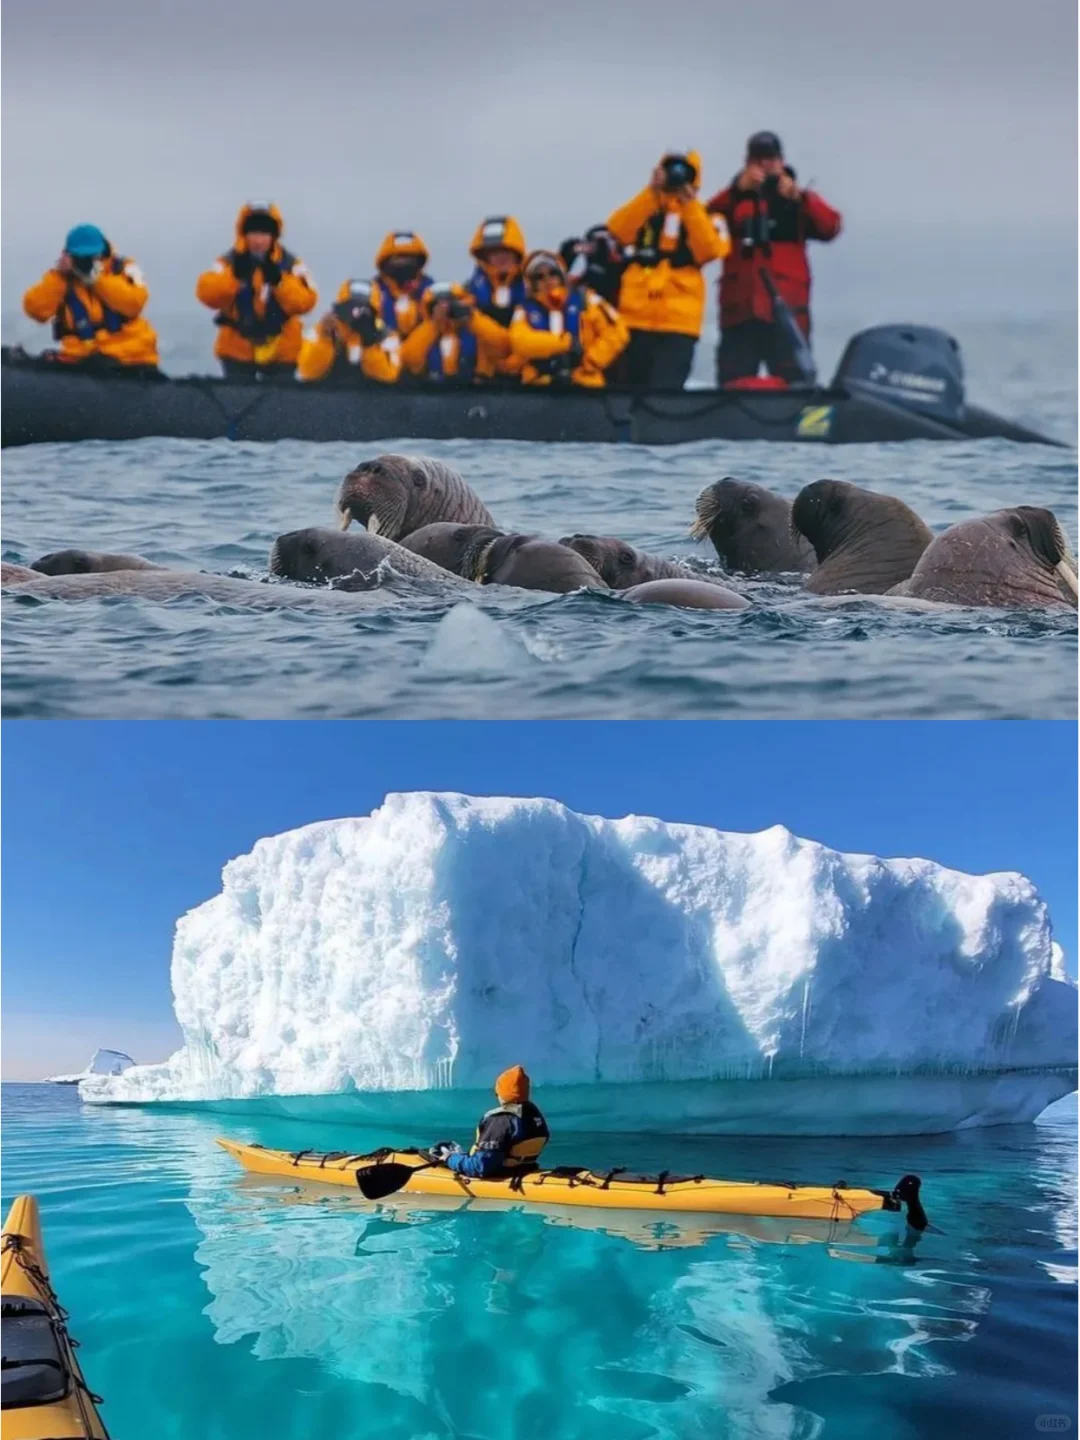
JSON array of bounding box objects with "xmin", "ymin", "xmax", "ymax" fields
[
  {"xmin": 1, "ymin": 326, "xmax": 1060, "ymax": 448},
  {"xmin": 217, "ymin": 1138, "xmax": 928, "ymax": 1227},
  {"xmin": 1, "ymin": 1195, "xmax": 109, "ymax": 1440}
]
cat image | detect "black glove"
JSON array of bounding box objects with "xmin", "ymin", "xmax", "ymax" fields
[
  {"xmin": 229, "ymin": 250, "xmax": 255, "ymax": 282},
  {"xmin": 354, "ymin": 306, "xmax": 380, "ymax": 348},
  {"xmin": 429, "ymin": 1141, "xmax": 456, "ymax": 1162},
  {"xmin": 260, "ymin": 257, "xmax": 283, "ymax": 287}
]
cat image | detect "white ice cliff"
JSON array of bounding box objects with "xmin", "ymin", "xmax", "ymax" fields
[
  {"xmin": 81, "ymin": 793, "xmax": 1077, "ymax": 1133},
  {"xmin": 48, "ymin": 1048, "xmax": 135, "ymax": 1084}
]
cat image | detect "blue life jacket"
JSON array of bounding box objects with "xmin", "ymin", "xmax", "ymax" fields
[
  {"xmin": 424, "ymin": 326, "xmax": 478, "ymax": 381},
  {"xmin": 376, "ymin": 275, "xmax": 433, "ymax": 335},
  {"xmin": 228, "ymin": 248, "xmax": 298, "ymax": 343},
  {"xmin": 56, "ymin": 257, "xmax": 129, "ymax": 342},
  {"xmin": 465, "ymin": 268, "xmax": 525, "ymax": 328}
]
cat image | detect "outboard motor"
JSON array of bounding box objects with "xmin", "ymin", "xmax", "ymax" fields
[{"xmin": 831, "ymin": 325, "xmax": 965, "ymax": 426}]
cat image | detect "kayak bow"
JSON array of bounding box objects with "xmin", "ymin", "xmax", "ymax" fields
[{"xmin": 1, "ymin": 1195, "xmax": 109, "ymax": 1440}]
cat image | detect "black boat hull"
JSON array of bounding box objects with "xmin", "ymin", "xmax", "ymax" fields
[{"xmin": 0, "ymin": 354, "xmax": 1059, "ymax": 448}]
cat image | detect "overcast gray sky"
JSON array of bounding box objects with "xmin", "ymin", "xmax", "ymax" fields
[{"xmin": 2, "ymin": 0, "xmax": 1076, "ymax": 328}]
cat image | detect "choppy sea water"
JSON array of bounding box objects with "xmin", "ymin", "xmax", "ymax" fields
[
  {"xmin": 1, "ymin": 316, "xmax": 1076, "ymax": 719},
  {"xmin": 2, "ymin": 1083, "xmax": 1075, "ymax": 1440}
]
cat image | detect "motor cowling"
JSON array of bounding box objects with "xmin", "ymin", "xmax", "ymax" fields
[{"xmin": 831, "ymin": 325, "xmax": 965, "ymax": 425}]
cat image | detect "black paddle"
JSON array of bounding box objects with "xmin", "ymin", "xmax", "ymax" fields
[
  {"xmin": 760, "ymin": 270, "xmax": 817, "ymax": 386},
  {"xmin": 355, "ymin": 1153, "xmax": 441, "ymax": 1201}
]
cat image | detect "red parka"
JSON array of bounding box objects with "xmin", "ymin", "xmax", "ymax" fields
[{"xmin": 706, "ymin": 173, "xmax": 841, "ymax": 335}]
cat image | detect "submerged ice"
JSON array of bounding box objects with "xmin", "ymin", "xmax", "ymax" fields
[{"xmin": 82, "ymin": 793, "xmax": 1077, "ymax": 1132}]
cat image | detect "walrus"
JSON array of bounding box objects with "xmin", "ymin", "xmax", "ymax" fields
[
  {"xmin": 622, "ymin": 578, "xmax": 751, "ymax": 611},
  {"xmin": 399, "ymin": 524, "xmax": 606, "ymax": 593},
  {"xmin": 792, "ymin": 479, "xmax": 934, "ymax": 594},
  {"xmin": 398, "ymin": 522, "xmax": 506, "ymax": 575},
  {"xmin": 889, "ymin": 507, "xmax": 1079, "ymax": 608},
  {"xmin": 268, "ymin": 527, "xmax": 471, "ymax": 589},
  {"xmin": 30, "ymin": 549, "xmax": 164, "ymax": 576},
  {"xmin": 335, "ymin": 454, "xmax": 495, "ymax": 539},
  {"xmin": 691, "ymin": 478, "xmax": 815, "ymax": 574},
  {"xmin": 3, "ymin": 569, "xmax": 383, "ymax": 610},
  {"xmin": 559, "ymin": 534, "xmax": 722, "ymax": 588},
  {"xmin": 2, "ymin": 562, "xmax": 40, "ymax": 585}
]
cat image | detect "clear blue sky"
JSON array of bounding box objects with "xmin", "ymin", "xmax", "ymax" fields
[{"xmin": 3, "ymin": 721, "xmax": 1075, "ymax": 1078}]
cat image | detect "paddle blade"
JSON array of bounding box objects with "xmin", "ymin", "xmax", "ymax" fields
[{"xmin": 355, "ymin": 1162, "xmax": 421, "ymax": 1201}]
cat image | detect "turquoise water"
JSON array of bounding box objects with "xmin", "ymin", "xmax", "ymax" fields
[{"xmin": 2, "ymin": 1083, "xmax": 1076, "ymax": 1439}]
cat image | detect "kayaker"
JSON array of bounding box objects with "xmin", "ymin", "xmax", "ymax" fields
[
  {"xmin": 373, "ymin": 230, "xmax": 434, "ymax": 352},
  {"xmin": 706, "ymin": 132, "xmax": 842, "ymax": 385},
  {"xmin": 606, "ymin": 151, "xmax": 731, "ymax": 388},
  {"xmin": 508, "ymin": 250, "xmax": 630, "ymax": 388},
  {"xmin": 22, "ymin": 224, "xmax": 160, "ymax": 373},
  {"xmin": 559, "ymin": 226, "xmax": 627, "ymax": 309},
  {"xmin": 429, "ymin": 1065, "xmax": 550, "ymax": 1178},
  {"xmin": 196, "ymin": 203, "xmax": 317, "ymax": 381},
  {"xmin": 296, "ymin": 280, "xmax": 401, "ymax": 384},
  {"xmin": 463, "ymin": 215, "xmax": 528, "ymax": 379}
]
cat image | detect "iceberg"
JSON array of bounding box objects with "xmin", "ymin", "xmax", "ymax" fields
[
  {"xmin": 81, "ymin": 793, "xmax": 1077, "ymax": 1133},
  {"xmin": 47, "ymin": 1048, "xmax": 136, "ymax": 1084}
]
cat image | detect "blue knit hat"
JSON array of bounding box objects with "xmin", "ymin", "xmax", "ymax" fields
[{"xmin": 64, "ymin": 224, "xmax": 107, "ymax": 257}]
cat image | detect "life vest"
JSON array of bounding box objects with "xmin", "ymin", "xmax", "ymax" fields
[
  {"xmin": 375, "ymin": 276, "xmax": 433, "ymax": 337},
  {"xmin": 53, "ymin": 258, "xmax": 129, "ymax": 342},
  {"xmin": 423, "ymin": 326, "xmax": 478, "ymax": 381},
  {"xmin": 518, "ymin": 292, "xmax": 585, "ymax": 378},
  {"xmin": 627, "ymin": 208, "xmax": 696, "ymax": 270},
  {"xmin": 471, "ymin": 1101, "xmax": 550, "ymax": 1170},
  {"xmin": 465, "ymin": 269, "xmax": 526, "ymax": 328},
  {"xmin": 217, "ymin": 249, "xmax": 300, "ymax": 343}
]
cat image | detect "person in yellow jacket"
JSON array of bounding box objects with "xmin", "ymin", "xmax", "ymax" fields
[
  {"xmin": 22, "ymin": 224, "xmax": 159, "ymax": 371},
  {"xmin": 508, "ymin": 251, "xmax": 629, "ymax": 388},
  {"xmin": 400, "ymin": 283, "xmax": 490, "ymax": 382},
  {"xmin": 296, "ymin": 280, "xmax": 400, "ymax": 385},
  {"xmin": 196, "ymin": 203, "xmax": 316, "ymax": 380},
  {"xmin": 463, "ymin": 215, "xmax": 529, "ymax": 378},
  {"xmin": 373, "ymin": 231, "xmax": 434, "ymax": 349},
  {"xmin": 607, "ymin": 150, "xmax": 731, "ymax": 388}
]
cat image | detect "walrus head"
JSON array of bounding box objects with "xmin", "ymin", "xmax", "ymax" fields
[
  {"xmin": 998, "ymin": 506, "xmax": 1078, "ymax": 603},
  {"xmin": 789, "ymin": 479, "xmax": 857, "ymax": 559},
  {"xmin": 335, "ymin": 454, "xmax": 419, "ymax": 538},
  {"xmin": 559, "ymin": 534, "xmax": 638, "ymax": 587},
  {"xmin": 269, "ymin": 527, "xmax": 372, "ymax": 585},
  {"xmin": 32, "ymin": 548, "xmax": 98, "ymax": 575}
]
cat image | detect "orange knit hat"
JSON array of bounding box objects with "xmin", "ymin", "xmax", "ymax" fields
[{"xmin": 495, "ymin": 1065, "xmax": 530, "ymax": 1103}]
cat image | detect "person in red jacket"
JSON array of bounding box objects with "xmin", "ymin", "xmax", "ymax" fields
[{"xmin": 706, "ymin": 131, "xmax": 841, "ymax": 385}]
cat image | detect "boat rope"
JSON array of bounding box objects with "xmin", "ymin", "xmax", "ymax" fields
[
  {"xmin": 598, "ymin": 1167, "xmax": 627, "ymax": 1190},
  {"xmin": 288, "ymin": 1149, "xmax": 313, "ymax": 1166}
]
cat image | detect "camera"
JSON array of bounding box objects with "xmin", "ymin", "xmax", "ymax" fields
[
  {"xmin": 660, "ymin": 154, "xmax": 697, "ymax": 191},
  {"xmin": 70, "ymin": 253, "xmax": 99, "ymax": 276},
  {"xmin": 761, "ymin": 173, "xmax": 781, "ymax": 198}
]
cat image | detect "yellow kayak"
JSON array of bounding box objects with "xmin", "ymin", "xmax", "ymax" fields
[
  {"xmin": 217, "ymin": 1138, "xmax": 925, "ymax": 1226},
  {"xmin": 1, "ymin": 1196, "xmax": 109, "ymax": 1440}
]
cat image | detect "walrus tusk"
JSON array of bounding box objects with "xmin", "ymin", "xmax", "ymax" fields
[
  {"xmin": 366, "ymin": 515, "xmax": 381, "ymax": 536},
  {"xmin": 337, "ymin": 509, "xmax": 352, "ymax": 531},
  {"xmin": 1056, "ymin": 558, "xmax": 1079, "ymax": 598}
]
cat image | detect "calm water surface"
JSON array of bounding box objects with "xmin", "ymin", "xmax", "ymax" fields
[
  {"xmin": 2, "ymin": 318, "xmax": 1075, "ymax": 719},
  {"xmin": 2, "ymin": 1083, "xmax": 1075, "ymax": 1439}
]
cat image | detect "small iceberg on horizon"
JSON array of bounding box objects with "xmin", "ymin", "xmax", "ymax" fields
[{"xmin": 48, "ymin": 1048, "xmax": 136, "ymax": 1085}]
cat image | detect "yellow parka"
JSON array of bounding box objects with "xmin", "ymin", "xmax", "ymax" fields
[
  {"xmin": 464, "ymin": 215, "xmax": 528, "ymax": 376},
  {"xmin": 509, "ymin": 257, "xmax": 630, "ymax": 388},
  {"xmin": 607, "ymin": 151, "xmax": 731, "ymax": 337},
  {"xmin": 23, "ymin": 247, "xmax": 159, "ymax": 367},
  {"xmin": 196, "ymin": 203, "xmax": 317, "ymax": 366},
  {"xmin": 296, "ymin": 280, "xmax": 400, "ymax": 384},
  {"xmin": 373, "ymin": 231, "xmax": 433, "ymax": 341}
]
